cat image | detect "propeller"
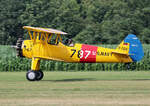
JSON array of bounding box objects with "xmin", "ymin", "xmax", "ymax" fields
[{"xmin": 11, "ymin": 38, "xmax": 24, "ymax": 57}]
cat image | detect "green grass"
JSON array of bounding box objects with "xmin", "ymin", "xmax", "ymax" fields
[{"xmin": 0, "ymin": 71, "xmax": 150, "ymax": 106}]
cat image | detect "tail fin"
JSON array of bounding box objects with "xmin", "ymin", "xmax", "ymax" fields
[
  {"xmin": 124, "ymin": 34, "xmax": 144, "ymax": 62},
  {"xmin": 114, "ymin": 34, "xmax": 144, "ymax": 62}
]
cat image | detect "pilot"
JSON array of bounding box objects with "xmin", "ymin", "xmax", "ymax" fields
[
  {"xmin": 64, "ymin": 39, "xmax": 74, "ymax": 46},
  {"xmin": 68, "ymin": 39, "xmax": 74, "ymax": 47}
]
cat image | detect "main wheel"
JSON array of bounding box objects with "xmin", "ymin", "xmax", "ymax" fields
[
  {"xmin": 26, "ymin": 70, "xmax": 37, "ymax": 81},
  {"xmin": 36, "ymin": 70, "xmax": 44, "ymax": 81}
]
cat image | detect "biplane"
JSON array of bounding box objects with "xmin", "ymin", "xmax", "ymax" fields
[{"xmin": 13, "ymin": 26, "xmax": 144, "ymax": 81}]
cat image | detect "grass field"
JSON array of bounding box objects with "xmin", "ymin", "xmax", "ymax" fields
[{"xmin": 0, "ymin": 71, "xmax": 150, "ymax": 106}]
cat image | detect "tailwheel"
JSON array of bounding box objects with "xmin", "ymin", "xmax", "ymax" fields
[
  {"xmin": 36, "ymin": 70, "xmax": 44, "ymax": 81},
  {"xmin": 26, "ymin": 70, "xmax": 37, "ymax": 81},
  {"xmin": 125, "ymin": 63, "xmax": 131, "ymax": 70},
  {"xmin": 125, "ymin": 62, "xmax": 136, "ymax": 70}
]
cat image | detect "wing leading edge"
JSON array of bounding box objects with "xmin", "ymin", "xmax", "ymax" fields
[{"xmin": 23, "ymin": 26, "xmax": 68, "ymax": 35}]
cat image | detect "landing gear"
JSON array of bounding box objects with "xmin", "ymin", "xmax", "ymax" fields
[
  {"xmin": 125, "ymin": 63, "xmax": 131, "ymax": 70},
  {"xmin": 26, "ymin": 70, "xmax": 44, "ymax": 81},
  {"xmin": 26, "ymin": 57, "xmax": 44, "ymax": 81},
  {"xmin": 125, "ymin": 62, "xmax": 136, "ymax": 70}
]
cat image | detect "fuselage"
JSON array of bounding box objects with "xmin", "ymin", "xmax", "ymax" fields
[{"xmin": 21, "ymin": 40, "xmax": 132, "ymax": 63}]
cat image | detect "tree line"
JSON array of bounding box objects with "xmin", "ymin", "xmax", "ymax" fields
[{"xmin": 0, "ymin": 0, "xmax": 150, "ymax": 45}]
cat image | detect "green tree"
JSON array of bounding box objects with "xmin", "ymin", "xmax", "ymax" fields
[
  {"xmin": 0, "ymin": 0, "xmax": 26, "ymax": 45},
  {"xmin": 53, "ymin": 0, "xmax": 85, "ymax": 38},
  {"xmin": 0, "ymin": 0, "xmax": 150, "ymax": 45}
]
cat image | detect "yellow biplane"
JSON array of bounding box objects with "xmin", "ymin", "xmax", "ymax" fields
[{"xmin": 14, "ymin": 26, "xmax": 144, "ymax": 81}]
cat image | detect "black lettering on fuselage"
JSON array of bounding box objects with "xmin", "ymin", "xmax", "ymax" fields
[{"xmin": 97, "ymin": 51, "xmax": 112, "ymax": 57}]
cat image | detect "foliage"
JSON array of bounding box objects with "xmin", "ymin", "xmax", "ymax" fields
[{"xmin": 0, "ymin": 0, "xmax": 150, "ymax": 45}]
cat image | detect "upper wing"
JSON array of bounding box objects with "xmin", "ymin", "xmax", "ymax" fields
[{"xmin": 23, "ymin": 26, "xmax": 67, "ymax": 35}]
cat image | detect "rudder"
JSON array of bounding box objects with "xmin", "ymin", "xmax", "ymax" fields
[{"xmin": 124, "ymin": 34, "xmax": 144, "ymax": 62}]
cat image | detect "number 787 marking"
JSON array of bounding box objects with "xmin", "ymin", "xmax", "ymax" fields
[{"xmin": 70, "ymin": 49, "xmax": 91, "ymax": 59}]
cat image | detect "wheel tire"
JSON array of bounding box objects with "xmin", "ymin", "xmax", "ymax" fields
[
  {"xmin": 36, "ymin": 70, "xmax": 44, "ymax": 81},
  {"xmin": 26, "ymin": 70, "xmax": 37, "ymax": 81}
]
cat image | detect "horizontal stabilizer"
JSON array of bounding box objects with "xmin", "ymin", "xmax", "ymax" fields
[{"xmin": 112, "ymin": 50, "xmax": 129, "ymax": 55}]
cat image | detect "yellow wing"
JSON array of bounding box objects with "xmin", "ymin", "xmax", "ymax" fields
[{"xmin": 23, "ymin": 26, "xmax": 67, "ymax": 35}]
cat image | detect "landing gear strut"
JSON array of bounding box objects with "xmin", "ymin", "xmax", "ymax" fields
[{"xmin": 26, "ymin": 70, "xmax": 44, "ymax": 81}]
